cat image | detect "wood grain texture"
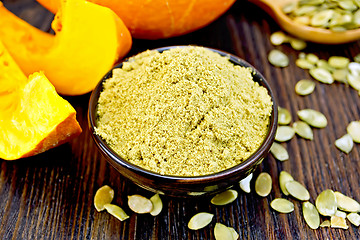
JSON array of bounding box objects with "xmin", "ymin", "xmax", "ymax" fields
[{"xmin": 1, "ymin": 0, "xmax": 359, "ymax": 239}]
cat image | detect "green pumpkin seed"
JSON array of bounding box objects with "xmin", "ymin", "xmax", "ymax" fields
[
  {"xmin": 278, "ymin": 107, "xmax": 292, "ymax": 125},
  {"xmin": 338, "ymin": 0, "xmax": 357, "ymax": 11},
  {"xmin": 332, "ymin": 69, "xmax": 348, "ymax": 83},
  {"xmin": 275, "ymin": 126, "xmax": 295, "ymax": 142},
  {"xmin": 335, "ymin": 134, "xmax": 354, "ymax": 154},
  {"xmin": 270, "ymin": 31, "xmax": 288, "ymax": 45},
  {"xmin": 302, "ymin": 202, "xmax": 320, "ymax": 229},
  {"xmin": 286, "ymin": 180, "xmax": 310, "ymax": 201},
  {"xmin": 354, "ymin": 9, "xmax": 360, "ymax": 26},
  {"xmin": 309, "ymin": 68, "xmax": 334, "ymax": 84},
  {"xmin": 347, "ymin": 121, "xmax": 360, "ymax": 143},
  {"xmin": 270, "ymin": 142, "xmax": 289, "ymax": 161},
  {"xmin": 295, "ymin": 79, "xmax": 316, "ymax": 96},
  {"xmin": 255, "ymin": 172, "xmax": 272, "ymax": 197},
  {"xmin": 289, "ymin": 38, "xmax": 307, "ymax": 50},
  {"xmin": 316, "ymin": 59, "xmax": 335, "ymax": 72},
  {"xmin": 315, "ymin": 189, "xmax": 337, "ymax": 216},
  {"xmin": 104, "ymin": 203, "xmax": 129, "ymax": 221},
  {"xmin": 268, "ymin": 49, "xmax": 289, "ymax": 67},
  {"xmin": 214, "ymin": 223, "xmax": 237, "ymax": 240},
  {"xmin": 270, "ymin": 198, "xmax": 295, "ymax": 213},
  {"xmin": 128, "ymin": 195, "xmax": 153, "ymax": 214},
  {"xmin": 149, "ymin": 194, "xmax": 163, "ymax": 216},
  {"xmin": 295, "ymin": 5, "xmax": 317, "ymax": 16},
  {"xmin": 282, "ymin": 2, "xmax": 297, "ymax": 14},
  {"xmin": 299, "ymin": 0, "xmax": 325, "ymax": 5},
  {"xmin": 211, "ymin": 190, "xmax": 238, "ymax": 206},
  {"xmin": 328, "ymin": 56, "xmax": 350, "ymax": 68},
  {"xmin": 279, "ymin": 171, "xmax": 294, "ymax": 196},
  {"xmin": 293, "ymin": 121, "xmax": 314, "ymax": 140},
  {"xmin": 306, "ymin": 53, "xmax": 319, "ymax": 64},
  {"xmin": 354, "ymin": 54, "xmax": 360, "ymax": 62},
  {"xmin": 334, "ymin": 191, "xmax": 360, "ymax": 212},
  {"xmin": 330, "ymin": 216, "xmax": 349, "ymax": 229},
  {"xmin": 94, "ymin": 185, "xmax": 115, "ymax": 212},
  {"xmin": 228, "ymin": 227, "xmax": 239, "ymax": 240},
  {"xmin": 320, "ymin": 220, "xmax": 331, "ymax": 227},
  {"xmin": 294, "ymin": 16, "xmax": 311, "ymax": 25},
  {"xmin": 297, "ymin": 109, "xmax": 327, "ymax": 128},
  {"xmin": 335, "ymin": 210, "xmax": 347, "ymax": 218},
  {"xmin": 296, "ymin": 58, "xmax": 315, "ymax": 69},
  {"xmin": 311, "ymin": 10, "xmax": 335, "ymax": 26},
  {"xmin": 188, "ymin": 212, "xmax": 214, "ymax": 230},
  {"xmin": 347, "ymin": 213, "xmax": 360, "ymax": 226},
  {"xmin": 239, "ymin": 173, "xmax": 253, "ymax": 193},
  {"xmin": 348, "ymin": 62, "xmax": 360, "ymax": 76},
  {"xmin": 347, "ymin": 73, "xmax": 360, "ymax": 90}
]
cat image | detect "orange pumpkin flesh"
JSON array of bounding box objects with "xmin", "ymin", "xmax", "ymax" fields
[
  {"xmin": 0, "ymin": 0, "xmax": 132, "ymax": 95},
  {"xmin": 0, "ymin": 40, "xmax": 82, "ymax": 160},
  {"xmin": 36, "ymin": 0, "xmax": 236, "ymax": 39}
]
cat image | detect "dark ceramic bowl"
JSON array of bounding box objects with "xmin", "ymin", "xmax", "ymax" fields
[{"xmin": 88, "ymin": 46, "xmax": 278, "ymax": 197}]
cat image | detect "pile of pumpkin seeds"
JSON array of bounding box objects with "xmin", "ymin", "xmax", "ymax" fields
[{"xmin": 282, "ymin": 0, "xmax": 360, "ymax": 31}]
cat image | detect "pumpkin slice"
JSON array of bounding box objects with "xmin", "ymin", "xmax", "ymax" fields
[
  {"xmin": 0, "ymin": 0, "xmax": 132, "ymax": 95},
  {"xmin": 0, "ymin": 40, "xmax": 82, "ymax": 160}
]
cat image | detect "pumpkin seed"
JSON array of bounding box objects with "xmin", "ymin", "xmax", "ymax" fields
[
  {"xmin": 328, "ymin": 56, "xmax": 350, "ymax": 68},
  {"xmin": 296, "ymin": 58, "xmax": 315, "ymax": 69},
  {"xmin": 338, "ymin": 0, "xmax": 357, "ymax": 11},
  {"xmin": 347, "ymin": 213, "xmax": 360, "ymax": 226},
  {"xmin": 297, "ymin": 109, "xmax": 327, "ymax": 128},
  {"xmin": 334, "ymin": 191, "xmax": 360, "ymax": 212},
  {"xmin": 228, "ymin": 226, "xmax": 239, "ymax": 240},
  {"xmin": 332, "ymin": 69, "xmax": 348, "ymax": 83},
  {"xmin": 268, "ymin": 49, "xmax": 289, "ymax": 67},
  {"xmin": 94, "ymin": 185, "xmax": 115, "ymax": 212},
  {"xmin": 286, "ymin": 180, "xmax": 310, "ymax": 201},
  {"xmin": 278, "ymin": 107, "xmax": 292, "ymax": 125},
  {"xmin": 315, "ymin": 189, "xmax": 337, "ymax": 216},
  {"xmin": 214, "ymin": 223, "xmax": 237, "ymax": 240},
  {"xmin": 289, "ymin": 38, "xmax": 307, "ymax": 50},
  {"xmin": 330, "ymin": 216, "xmax": 349, "ymax": 229},
  {"xmin": 335, "ymin": 134, "xmax": 354, "ymax": 154},
  {"xmin": 293, "ymin": 121, "xmax": 314, "ymax": 140},
  {"xmin": 255, "ymin": 172, "xmax": 272, "ymax": 197},
  {"xmin": 306, "ymin": 53, "xmax": 319, "ymax": 65},
  {"xmin": 275, "ymin": 126, "xmax": 295, "ymax": 142},
  {"xmin": 294, "ymin": 5, "xmax": 317, "ymax": 16},
  {"xmin": 279, "ymin": 171, "xmax": 294, "ymax": 196},
  {"xmin": 335, "ymin": 210, "xmax": 347, "ymax": 219},
  {"xmin": 348, "ymin": 62, "xmax": 360, "ymax": 76},
  {"xmin": 294, "ymin": 16, "xmax": 312, "ymax": 25},
  {"xmin": 309, "ymin": 68, "xmax": 334, "ymax": 84},
  {"xmin": 270, "ymin": 142, "xmax": 289, "ymax": 161},
  {"xmin": 311, "ymin": 10, "xmax": 335, "ymax": 27},
  {"xmin": 128, "ymin": 195, "xmax": 153, "ymax": 214},
  {"xmin": 295, "ymin": 79, "xmax": 316, "ymax": 96},
  {"xmin": 104, "ymin": 203, "xmax": 129, "ymax": 221},
  {"xmin": 302, "ymin": 202, "xmax": 320, "ymax": 229},
  {"xmin": 316, "ymin": 59, "xmax": 335, "ymax": 72},
  {"xmin": 239, "ymin": 173, "xmax": 253, "ymax": 193},
  {"xmin": 282, "ymin": 2, "xmax": 297, "ymax": 14},
  {"xmin": 270, "ymin": 198, "xmax": 295, "ymax": 213},
  {"xmin": 347, "ymin": 120, "xmax": 360, "ymax": 143},
  {"xmin": 149, "ymin": 194, "xmax": 163, "ymax": 216},
  {"xmin": 354, "ymin": 54, "xmax": 360, "ymax": 63},
  {"xmin": 211, "ymin": 189, "xmax": 238, "ymax": 206},
  {"xmin": 270, "ymin": 31, "xmax": 288, "ymax": 45},
  {"xmin": 347, "ymin": 73, "xmax": 360, "ymax": 90},
  {"xmin": 188, "ymin": 212, "xmax": 214, "ymax": 230},
  {"xmin": 320, "ymin": 220, "xmax": 331, "ymax": 227}
]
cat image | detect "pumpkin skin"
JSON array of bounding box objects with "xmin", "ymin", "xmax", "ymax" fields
[
  {"xmin": 36, "ymin": 0, "xmax": 236, "ymax": 39},
  {"xmin": 0, "ymin": 0, "xmax": 132, "ymax": 95},
  {"xmin": 0, "ymin": 40, "xmax": 82, "ymax": 160}
]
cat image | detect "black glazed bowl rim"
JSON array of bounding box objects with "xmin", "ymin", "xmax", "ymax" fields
[{"xmin": 88, "ymin": 45, "xmax": 278, "ymax": 193}]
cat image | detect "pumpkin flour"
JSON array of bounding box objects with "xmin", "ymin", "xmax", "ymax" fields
[{"xmin": 95, "ymin": 47, "xmax": 272, "ymax": 176}]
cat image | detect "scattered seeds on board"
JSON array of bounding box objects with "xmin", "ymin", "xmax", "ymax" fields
[
  {"xmin": 285, "ymin": 180, "xmax": 310, "ymax": 201},
  {"xmin": 309, "ymin": 68, "xmax": 334, "ymax": 84},
  {"xmin": 320, "ymin": 220, "xmax": 331, "ymax": 228},
  {"xmin": 330, "ymin": 216, "xmax": 349, "ymax": 229},
  {"xmin": 335, "ymin": 134, "xmax": 354, "ymax": 154},
  {"xmin": 293, "ymin": 121, "xmax": 314, "ymax": 140},
  {"xmin": 275, "ymin": 126, "xmax": 295, "ymax": 142},
  {"xmin": 297, "ymin": 109, "xmax": 328, "ymax": 128},
  {"xmin": 347, "ymin": 121, "xmax": 360, "ymax": 143},
  {"xmin": 149, "ymin": 194, "xmax": 163, "ymax": 216},
  {"xmin": 278, "ymin": 107, "xmax": 292, "ymax": 125},
  {"xmin": 270, "ymin": 198, "xmax": 295, "ymax": 213},
  {"xmin": 270, "ymin": 142, "xmax": 289, "ymax": 161},
  {"xmin": 334, "ymin": 191, "xmax": 360, "ymax": 213},
  {"xmin": 295, "ymin": 79, "xmax": 316, "ymax": 96},
  {"xmin": 255, "ymin": 172, "xmax": 272, "ymax": 197},
  {"xmin": 270, "ymin": 31, "xmax": 288, "ymax": 45},
  {"xmin": 302, "ymin": 202, "xmax": 320, "ymax": 229},
  {"xmin": 268, "ymin": 49, "xmax": 289, "ymax": 67},
  {"xmin": 279, "ymin": 171, "xmax": 294, "ymax": 196},
  {"xmin": 315, "ymin": 189, "xmax": 337, "ymax": 216},
  {"xmin": 94, "ymin": 185, "xmax": 115, "ymax": 212},
  {"xmin": 239, "ymin": 173, "xmax": 253, "ymax": 193},
  {"xmin": 104, "ymin": 203, "xmax": 129, "ymax": 221},
  {"xmin": 328, "ymin": 56, "xmax": 350, "ymax": 69},
  {"xmin": 347, "ymin": 213, "xmax": 360, "ymax": 226},
  {"xmin": 128, "ymin": 195, "xmax": 153, "ymax": 214},
  {"xmin": 188, "ymin": 212, "xmax": 214, "ymax": 230},
  {"xmin": 335, "ymin": 210, "xmax": 347, "ymax": 219},
  {"xmin": 211, "ymin": 189, "xmax": 238, "ymax": 206},
  {"xmin": 214, "ymin": 223, "xmax": 238, "ymax": 240}
]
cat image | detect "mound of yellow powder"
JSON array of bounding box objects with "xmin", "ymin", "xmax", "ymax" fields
[{"xmin": 95, "ymin": 47, "xmax": 272, "ymax": 176}]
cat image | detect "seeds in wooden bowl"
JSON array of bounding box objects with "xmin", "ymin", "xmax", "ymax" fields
[
  {"xmin": 285, "ymin": 180, "xmax": 310, "ymax": 201},
  {"xmin": 239, "ymin": 173, "xmax": 253, "ymax": 193},
  {"xmin": 270, "ymin": 198, "xmax": 295, "ymax": 213},
  {"xmin": 268, "ymin": 49, "xmax": 289, "ymax": 67},
  {"xmin": 297, "ymin": 109, "xmax": 327, "ymax": 128},
  {"xmin": 149, "ymin": 194, "xmax": 163, "ymax": 216},
  {"xmin": 214, "ymin": 223, "xmax": 238, "ymax": 240},
  {"xmin": 188, "ymin": 212, "xmax": 214, "ymax": 230},
  {"xmin": 315, "ymin": 189, "xmax": 337, "ymax": 216},
  {"xmin": 128, "ymin": 194, "xmax": 153, "ymax": 214},
  {"xmin": 104, "ymin": 203, "xmax": 129, "ymax": 221},
  {"xmin": 278, "ymin": 107, "xmax": 292, "ymax": 125},
  {"xmin": 302, "ymin": 202, "xmax": 320, "ymax": 229},
  {"xmin": 293, "ymin": 121, "xmax": 314, "ymax": 140},
  {"xmin": 335, "ymin": 134, "xmax": 354, "ymax": 154},
  {"xmin": 334, "ymin": 191, "xmax": 360, "ymax": 213},
  {"xmin": 94, "ymin": 185, "xmax": 115, "ymax": 212},
  {"xmin": 279, "ymin": 171, "xmax": 294, "ymax": 196},
  {"xmin": 255, "ymin": 172, "xmax": 272, "ymax": 197},
  {"xmin": 270, "ymin": 142, "xmax": 289, "ymax": 161},
  {"xmin": 295, "ymin": 79, "xmax": 315, "ymax": 96},
  {"xmin": 330, "ymin": 216, "xmax": 349, "ymax": 229},
  {"xmin": 211, "ymin": 190, "xmax": 238, "ymax": 206},
  {"xmin": 347, "ymin": 213, "xmax": 360, "ymax": 226},
  {"xmin": 347, "ymin": 120, "xmax": 360, "ymax": 143},
  {"xmin": 275, "ymin": 126, "xmax": 295, "ymax": 142}
]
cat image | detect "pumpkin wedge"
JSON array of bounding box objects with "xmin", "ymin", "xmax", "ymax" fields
[
  {"xmin": 0, "ymin": 0, "xmax": 131, "ymax": 95},
  {"xmin": 0, "ymin": 40, "xmax": 82, "ymax": 160}
]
